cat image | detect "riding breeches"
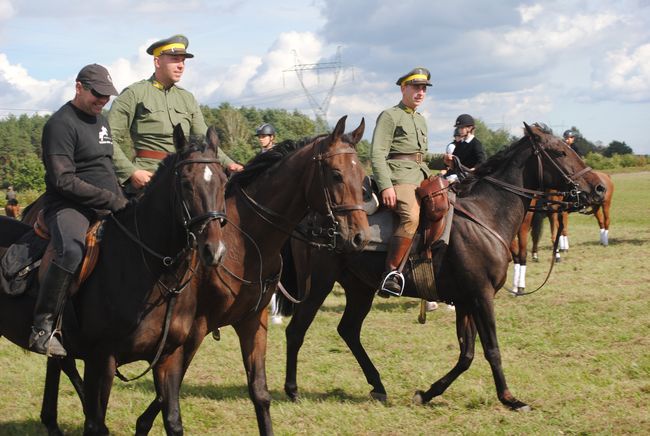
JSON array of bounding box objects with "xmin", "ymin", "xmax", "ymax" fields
[
  {"xmin": 44, "ymin": 206, "xmax": 91, "ymax": 274},
  {"xmin": 393, "ymin": 183, "xmax": 420, "ymax": 239}
]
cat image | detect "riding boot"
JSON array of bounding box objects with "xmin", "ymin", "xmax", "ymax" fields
[
  {"xmin": 29, "ymin": 263, "xmax": 72, "ymax": 358},
  {"xmin": 377, "ymin": 236, "xmax": 412, "ymax": 298}
]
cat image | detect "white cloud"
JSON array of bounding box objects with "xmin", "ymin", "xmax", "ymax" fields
[
  {"xmin": 0, "ymin": 0, "xmax": 15, "ymax": 20},
  {"xmin": 591, "ymin": 43, "xmax": 650, "ymax": 102},
  {"xmin": 518, "ymin": 4, "xmax": 543, "ymax": 23}
]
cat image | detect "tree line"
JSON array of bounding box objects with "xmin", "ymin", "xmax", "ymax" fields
[{"xmin": 0, "ymin": 107, "xmax": 642, "ymax": 194}]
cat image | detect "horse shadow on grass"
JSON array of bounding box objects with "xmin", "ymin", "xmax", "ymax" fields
[
  {"xmin": 318, "ymin": 299, "xmax": 420, "ymax": 314},
  {"xmin": 0, "ymin": 419, "xmax": 83, "ymax": 435},
  {"xmin": 122, "ymin": 379, "xmax": 371, "ymax": 404},
  {"xmin": 579, "ymin": 236, "xmax": 649, "ymax": 247}
]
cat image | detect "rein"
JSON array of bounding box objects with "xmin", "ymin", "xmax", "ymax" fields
[{"xmin": 111, "ymin": 154, "xmax": 226, "ymax": 382}]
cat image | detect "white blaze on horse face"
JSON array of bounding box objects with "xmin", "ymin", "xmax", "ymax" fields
[
  {"xmin": 204, "ymin": 166, "xmax": 213, "ymax": 182},
  {"xmin": 352, "ymin": 160, "xmax": 357, "ymax": 166}
]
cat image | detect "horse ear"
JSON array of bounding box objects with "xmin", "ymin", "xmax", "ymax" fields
[
  {"xmin": 523, "ymin": 122, "xmax": 535, "ymax": 138},
  {"xmin": 173, "ymin": 124, "xmax": 187, "ymax": 152},
  {"xmin": 332, "ymin": 115, "xmax": 348, "ymax": 140},
  {"xmin": 348, "ymin": 118, "xmax": 365, "ymax": 146},
  {"xmin": 206, "ymin": 126, "xmax": 220, "ymax": 156}
]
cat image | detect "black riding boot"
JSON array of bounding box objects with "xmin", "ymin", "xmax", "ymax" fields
[{"xmin": 29, "ymin": 263, "xmax": 72, "ymax": 358}]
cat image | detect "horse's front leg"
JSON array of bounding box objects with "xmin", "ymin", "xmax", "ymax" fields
[
  {"xmin": 234, "ymin": 310, "xmax": 273, "ymax": 436},
  {"xmin": 413, "ymin": 304, "xmax": 476, "ymax": 404},
  {"xmin": 41, "ymin": 357, "xmax": 84, "ymax": 436},
  {"xmin": 149, "ymin": 347, "xmax": 186, "ymax": 436},
  {"xmin": 472, "ymin": 293, "xmax": 530, "ymax": 411},
  {"xmin": 82, "ymin": 354, "xmax": 116, "ymax": 435}
]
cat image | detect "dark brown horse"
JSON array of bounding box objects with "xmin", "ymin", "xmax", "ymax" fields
[
  {"xmin": 279, "ymin": 124, "xmax": 606, "ymax": 411},
  {"xmin": 0, "ymin": 125, "xmax": 228, "ymax": 435},
  {"xmin": 28, "ymin": 116, "xmax": 370, "ymax": 435}
]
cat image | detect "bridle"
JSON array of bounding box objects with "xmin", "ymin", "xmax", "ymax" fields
[
  {"xmin": 481, "ymin": 128, "xmax": 593, "ymax": 214},
  {"xmin": 111, "ymin": 154, "xmax": 226, "ymax": 268},
  {"xmin": 238, "ymin": 136, "xmax": 364, "ymax": 250}
]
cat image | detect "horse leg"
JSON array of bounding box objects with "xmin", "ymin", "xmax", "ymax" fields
[
  {"xmin": 336, "ymin": 274, "xmax": 386, "ymax": 402},
  {"xmin": 284, "ymin": 274, "xmax": 336, "ymax": 401},
  {"xmin": 413, "ymin": 304, "xmax": 476, "ymax": 404},
  {"xmin": 135, "ymin": 332, "xmax": 205, "ymax": 435},
  {"xmin": 234, "ymin": 312, "xmax": 273, "ymax": 436},
  {"xmin": 472, "ymin": 294, "xmax": 529, "ymax": 411},
  {"xmin": 40, "ymin": 357, "xmax": 84, "ymax": 436},
  {"xmin": 594, "ymin": 205, "xmax": 608, "ymax": 246},
  {"xmin": 561, "ymin": 211, "xmax": 569, "ymax": 252},
  {"xmin": 147, "ymin": 347, "xmax": 186, "ymax": 436},
  {"xmin": 549, "ymin": 213, "xmax": 561, "ymax": 262},
  {"xmin": 82, "ymin": 354, "xmax": 116, "ymax": 435}
]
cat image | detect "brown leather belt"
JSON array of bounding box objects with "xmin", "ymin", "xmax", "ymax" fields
[
  {"xmin": 388, "ymin": 152, "xmax": 423, "ymax": 164},
  {"xmin": 136, "ymin": 149, "xmax": 169, "ymax": 160}
]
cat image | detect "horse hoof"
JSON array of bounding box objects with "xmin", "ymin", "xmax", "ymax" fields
[
  {"xmin": 370, "ymin": 390, "xmax": 387, "ymax": 403},
  {"xmin": 516, "ymin": 404, "xmax": 532, "ymax": 412},
  {"xmin": 417, "ymin": 315, "xmax": 426, "ymax": 324},
  {"xmin": 412, "ymin": 390, "xmax": 425, "ymax": 405}
]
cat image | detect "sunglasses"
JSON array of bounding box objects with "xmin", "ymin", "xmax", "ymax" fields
[{"xmin": 81, "ymin": 83, "xmax": 109, "ymax": 99}]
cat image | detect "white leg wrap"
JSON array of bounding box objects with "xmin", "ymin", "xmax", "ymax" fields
[
  {"xmin": 565, "ymin": 235, "xmax": 570, "ymax": 250},
  {"xmin": 600, "ymin": 229, "xmax": 609, "ymax": 246},
  {"xmin": 518, "ymin": 265, "xmax": 526, "ymax": 289},
  {"xmin": 513, "ymin": 264, "xmax": 520, "ymax": 288}
]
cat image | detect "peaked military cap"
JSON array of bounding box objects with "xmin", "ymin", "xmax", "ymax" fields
[
  {"xmin": 146, "ymin": 34, "xmax": 194, "ymax": 58},
  {"xmin": 396, "ymin": 67, "xmax": 432, "ymax": 86}
]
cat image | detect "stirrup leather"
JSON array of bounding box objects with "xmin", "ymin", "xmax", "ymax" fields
[{"xmin": 380, "ymin": 270, "xmax": 405, "ymax": 297}]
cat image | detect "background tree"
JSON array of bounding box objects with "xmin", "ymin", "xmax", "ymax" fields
[
  {"xmin": 603, "ymin": 140, "xmax": 633, "ymax": 157},
  {"xmin": 474, "ymin": 119, "xmax": 516, "ymax": 156}
]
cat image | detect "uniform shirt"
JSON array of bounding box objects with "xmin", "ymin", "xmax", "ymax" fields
[
  {"xmin": 108, "ymin": 75, "xmax": 235, "ymax": 184},
  {"xmin": 451, "ymin": 134, "xmax": 486, "ymax": 170},
  {"xmin": 41, "ymin": 102, "xmax": 124, "ymax": 210},
  {"xmin": 370, "ymin": 101, "xmax": 433, "ymax": 192}
]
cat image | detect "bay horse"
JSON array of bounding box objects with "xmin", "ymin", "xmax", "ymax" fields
[
  {"xmin": 279, "ymin": 123, "xmax": 606, "ymax": 410},
  {"xmin": 0, "ymin": 125, "xmax": 228, "ymax": 435},
  {"xmin": 27, "ymin": 116, "xmax": 370, "ymax": 435},
  {"xmin": 511, "ymin": 171, "xmax": 614, "ymax": 293}
]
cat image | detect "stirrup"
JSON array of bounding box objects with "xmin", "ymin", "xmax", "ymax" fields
[{"xmin": 379, "ymin": 271, "xmax": 405, "ymax": 297}]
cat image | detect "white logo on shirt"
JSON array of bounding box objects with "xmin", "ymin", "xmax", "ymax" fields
[{"xmin": 98, "ymin": 126, "xmax": 112, "ymax": 145}]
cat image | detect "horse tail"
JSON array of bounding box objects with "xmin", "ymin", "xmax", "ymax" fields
[{"xmin": 531, "ymin": 211, "xmax": 545, "ymax": 246}]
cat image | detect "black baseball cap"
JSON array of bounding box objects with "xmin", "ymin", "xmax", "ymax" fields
[{"xmin": 76, "ymin": 64, "xmax": 118, "ymax": 96}]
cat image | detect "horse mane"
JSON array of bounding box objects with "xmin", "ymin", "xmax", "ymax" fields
[
  {"xmin": 453, "ymin": 124, "xmax": 550, "ymax": 197},
  {"xmin": 226, "ymin": 134, "xmax": 328, "ymax": 196}
]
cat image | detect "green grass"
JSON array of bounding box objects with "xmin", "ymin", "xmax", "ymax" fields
[{"xmin": 1, "ymin": 172, "xmax": 649, "ymax": 435}]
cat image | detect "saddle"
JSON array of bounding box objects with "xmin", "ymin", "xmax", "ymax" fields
[
  {"xmin": 362, "ymin": 175, "xmax": 454, "ymax": 302},
  {"xmin": 0, "ymin": 210, "xmax": 104, "ymax": 297}
]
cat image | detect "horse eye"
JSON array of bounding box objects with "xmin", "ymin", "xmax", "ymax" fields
[{"xmin": 332, "ymin": 170, "xmax": 343, "ymax": 183}]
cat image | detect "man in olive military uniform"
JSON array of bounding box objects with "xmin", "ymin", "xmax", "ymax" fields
[
  {"xmin": 109, "ymin": 34, "xmax": 243, "ymax": 194},
  {"xmin": 371, "ymin": 67, "xmax": 436, "ymax": 297}
]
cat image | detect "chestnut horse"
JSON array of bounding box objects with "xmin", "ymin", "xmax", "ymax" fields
[
  {"xmin": 0, "ymin": 125, "xmax": 228, "ymax": 435},
  {"xmin": 4, "ymin": 202, "xmax": 20, "ymax": 219},
  {"xmin": 27, "ymin": 116, "xmax": 370, "ymax": 435},
  {"xmin": 511, "ymin": 171, "xmax": 614, "ymax": 293},
  {"xmin": 279, "ymin": 124, "xmax": 606, "ymax": 411}
]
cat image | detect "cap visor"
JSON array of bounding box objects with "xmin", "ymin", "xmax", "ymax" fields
[{"xmin": 93, "ymin": 84, "xmax": 119, "ymax": 96}]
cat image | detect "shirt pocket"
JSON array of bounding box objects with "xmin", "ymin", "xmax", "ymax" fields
[
  {"xmin": 134, "ymin": 101, "xmax": 167, "ymax": 136},
  {"xmin": 171, "ymin": 107, "xmax": 193, "ymax": 136}
]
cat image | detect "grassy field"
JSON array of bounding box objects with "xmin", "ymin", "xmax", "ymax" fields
[{"xmin": 1, "ymin": 172, "xmax": 649, "ymax": 435}]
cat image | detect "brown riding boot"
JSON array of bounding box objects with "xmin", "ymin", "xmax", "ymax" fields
[{"xmin": 377, "ymin": 236, "xmax": 413, "ymax": 298}]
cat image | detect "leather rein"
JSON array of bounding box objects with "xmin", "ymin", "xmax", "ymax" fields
[{"xmin": 111, "ymin": 155, "xmax": 226, "ymax": 382}]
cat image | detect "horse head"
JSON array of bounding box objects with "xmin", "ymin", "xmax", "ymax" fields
[
  {"xmin": 172, "ymin": 124, "xmax": 228, "ymax": 266},
  {"xmin": 523, "ymin": 122, "xmax": 606, "ymax": 208},
  {"xmin": 306, "ymin": 115, "xmax": 369, "ymax": 252}
]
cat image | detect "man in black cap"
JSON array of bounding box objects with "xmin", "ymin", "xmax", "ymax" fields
[
  {"xmin": 109, "ymin": 34, "xmax": 243, "ymax": 194},
  {"xmin": 31, "ymin": 64, "xmax": 128, "ymax": 357},
  {"xmin": 371, "ymin": 67, "xmax": 437, "ymax": 297},
  {"xmin": 443, "ymin": 113, "xmax": 486, "ymax": 182}
]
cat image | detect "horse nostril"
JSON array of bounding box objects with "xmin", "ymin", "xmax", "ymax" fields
[
  {"xmin": 596, "ymin": 184, "xmax": 606, "ymax": 194},
  {"xmin": 352, "ymin": 232, "xmax": 367, "ymax": 250}
]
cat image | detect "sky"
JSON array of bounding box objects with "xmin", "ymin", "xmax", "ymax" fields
[{"xmin": 1, "ymin": 0, "xmax": 649, "ymax": 154}]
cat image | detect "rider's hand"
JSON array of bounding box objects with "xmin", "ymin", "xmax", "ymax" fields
[
  {"xmin": 227, "ymin": 162, "xmax": 244, "ymax": 173},
  {"xmin": 381, "ymin": 187, "xmax": 397, "ymax": 209},
  {"xmin": 130, "ymin": 170, "xmax": 153, "ymax": 189}
]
